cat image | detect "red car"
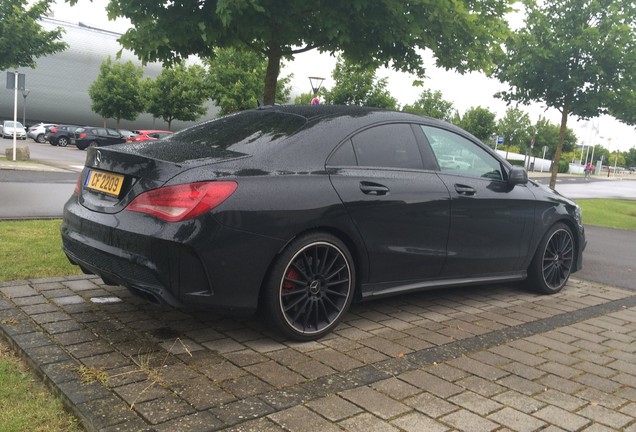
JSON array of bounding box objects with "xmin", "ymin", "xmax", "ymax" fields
[{"xmin": 129, "ymin": 129, "xmax": 173, "ymax": 142}]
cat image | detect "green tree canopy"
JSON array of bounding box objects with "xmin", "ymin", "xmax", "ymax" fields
[
  {"xmin": 495, "ymin": 0, "xmax": 636, "ymax": 188},
  {"xmin": 456, "ymin": 106, "xmax": 497, "ymax": 143},
  {"xmin": 0, "ymin": 0, "xmax": 67, "ymax": 71},
  {"xmin": 533, "ymin": 117, "xmax": 578, "ymax": 160},
  {"xmin": 402, "ymin": 89, "xmax": 456, "ymax": 122},
  {"xmin": 94, "ymin": 0, "xmax": 512, "ymax": 104},
  {"xmin": 205, "ymin": 47, "xmax": 291, "ymax": 116},
  {"xmin": 88, "ymin": 57, "xmax": 144, "ymax": 127},
  {"xmin": 144, "ymin": 62, "xmax": 210, "ymax": 128},
  {"xmin": 323, "ymin": 58, "xmax": 397, "ymax": 110},
  {"xmin": 496, "ymin": 106, "xmax": 533, "ymax": 149}
]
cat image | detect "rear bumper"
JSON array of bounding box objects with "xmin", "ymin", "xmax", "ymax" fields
[{"xmin": 61, "ymin": 198, "xmax": 286, "ymax": 312}]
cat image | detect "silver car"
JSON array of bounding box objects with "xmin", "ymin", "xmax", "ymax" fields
[
  {"xmin": 27, "ymin": 123, "xmax": 57, "ymax": 143},
  {"xmin": 0, "ymin": 120, "xmax": 27, "ymax": 139}
]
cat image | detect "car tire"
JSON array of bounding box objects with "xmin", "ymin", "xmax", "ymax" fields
[
  {"xmin": 262, "ymin": 232, "xmax": 355, "ymax": 341},
  {"xmin": 49, "ymin": 140, "xmax": 58, "ymax": 146},
  {"xmin": 527, "ymin": 223, "xmax": 575, "ymax": 294},
  {"xmin": 58, "ymin": 136, "xmax": 69, "ymax": 147},
  {"xmin": 36, "ymin": 134, "xmax": 46, "ymax": 143}
]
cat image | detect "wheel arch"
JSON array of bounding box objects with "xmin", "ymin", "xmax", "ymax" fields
[{"xmin": 257, "ymin": 225, "xmax": 368, "ymax": 306}]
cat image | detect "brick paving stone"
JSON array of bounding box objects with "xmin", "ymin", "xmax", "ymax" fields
[
  {"xmin": 440, "ymin": 409, "xmax": 499, "ymax": 432},
  {"xmin": 245, "ymin": 361, "xmax": 305, "ymax": 388},
  {"xmin": 527, "ymin": 335, "xmax": 579, "ymax": 354},
  {"xmin": 198, "ymin": 360, "xmax": 248, "ymax": 382},
  {"xmin": 340, "ymin": 386, "xmax": 411, "ymax": 420},
  {"xmin": 113, "ymin": 380, "xmax": 173, "ymax": 405},
  {"xmin": 159, "ymin": 338, "xmax": 204, "ymax": 355},
  {"xmin": 534, "ymin": 406, "xmax": 591, "ymax": 430},
  {"xmin": 266, "ymin": 348, "xmax": 308, "ymax": 366},
  {"xmin": 52, "ymin": 295, "xmax": 86, "ymax": 306},
  {"xmin": 601, "ymin": 339, "xmax": 635, "ymax": 353},
  {"xmin": 171, "ymin": 376, "xmax": 235, "ymax": 410},
  {"xmin": 371, "ymin": 377, "xmax": 420, "ymax": 400},
  {"xmin": 538, "ymin": 362, "xmax": 582, "ymax": 379},
  {"xmin": 398, "ymin": 370, "xmax": 463, "ymax": 398},
  {"xmin": 0, "ymin": 285, "xmax": 38, "ymax": 298},
  {"xmin": 134, "ymin": 395, "xmax": 197, "ymax": 425},
  {"xmin": 347, "ymin": 346, "xmax": 391, "ymax": 364},
  {"xmin": 390, "ymin": 412, "xmax": 450, "ymax": 432},
  {"xmin": 29, "ymin": 311, "xmax": 71, "ymax": 325},
  {"xmin": 469, "ymin": 350, "xmax": 510, "ymax": 367},
  {"xmin": 496, "ymin": 375, "xmax": 547, "ymax": 396},
  {"xmin": 305, "ymin": 395, "xmax": 363, "ymax": 421},
  {"xmin": 574, "ymin": 373, "xmax": 623, "ymax": 393},
  {"xmin": 11, "ymin": 294, "xmax": 47, "ymax": 306},
  {"xmin": 222, "ymin": 374, "xmax": 273, "ymax": 398},
  {"xmin": 574, "ymin": 361, "xmax": 617, "ymax": 378},
  {"xmin": 501, "ymin": 362, "xmax": 545, "ymax": 380},
  {"xmin": 488, "ymin": 407, "xmax": 546, "ymax": 432},
  {"xmin": 490, "ymin": 345, "xmax": 545, "ymax": 366},
  {"xmin": 607, "ymin": 359, "xmax": 636, "ymax": 375},
  {"xmin": 21, "ymin": 303, "xmax": 59, "ymax": 315},
  {"xmin": 403, "ymin": 392, "xmax": 458, "ymax": 418},
  {"xmin": 449, "ymin": 391, "xmax": 503, "ymax": 415},
  {"xmin": 268, "ymin": 405, "xmax": 342, "ymax": 432},
  {"xmin": 455, "ymin": 376, "xmax": 506, "ymax": 398},
  {"xmin": 425, "ymin": 363, "xmax": 470, "ymax": 382},
  {"xmin": 339, "ymin": 413, "xmax": 400, "ymax": 432},
  {"xmin": 537, "ymin": 374, "xmax": 586, "ymax": 394},
  {"xmin": 536, "ymin": 390, "xmax": 587, "ymax": 411},
  {"xmin": 447, "ymin": 356, "xmax": 509, "ymax": 380},
  {"xmin": 53, "ymin": 329, "xmax": 97, "ymax": 346},
  {"xmin": 492, "ymin": 390, "xmax": 546, "ymax": 414},
  {"xmin": 619, "ymin": 402, "xmax": 636, "ymax": 417},
  {"xmin": 224, "ymin": 349, "xmax": 268, "ymax": 367},
  {"xmin": 81, "ymin": 351, "xmax": 132, "ymax": 370},
  {"xmin": 477, "ymin": 311, "xmax": 525, "ymax": 327},
  {"xmin": 243, "ymin": 338, "xmax": 287, "ymax": 353},
  {"xmin": 507, "ymin": 339, "xmax": 547, "ymax": 355},
  {"xmin": 578, "ymin": 405, "xmax": 633, "ymax": 429},
  {"xmin": 576, "ymin": 388, "xmax": 626, "ymax": 410},
  {"xmin": 288, "ymin": 359, "xmax": 335, "ymax": 379},
  {"xmin": 308, "ymin": 348, "xmax": 364, "ymax": 372},
  {"xmin": 154, "ymin": 411, "xmax": 224, "ymax": 432},
  {"xmin": 220, "ymin": 417, "xmax": 284, "ymax": 432},
  {"xmin": 64, "ymin": 279, "xmax": 102, "ymax": 291},
  {"xmin": 540, "ymin": 350, "xmax": 581, "ymax": 366},
  {"xmin": 572, "ymin": 345, "xmax": 612, "ymax": 362}
]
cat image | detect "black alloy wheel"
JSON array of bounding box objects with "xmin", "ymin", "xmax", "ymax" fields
[
  {"xmin": 528, "ymin": 223, "xmax": 574, "ymax": 294},
  {"xmin": 58, "ymin": 136, "xmax": 69, "ymax": 147},
  {"xmin": 264, "ymin": 232, "xmax": 355, "ymax": 340}
]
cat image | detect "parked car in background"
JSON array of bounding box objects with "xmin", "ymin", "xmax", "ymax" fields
[
  {"xmin": 118, "ymin": 129, "xmax": 138, "ymax": 142},
  {"xmin": 61, "ymin": 105, "xmax": 586, "ymax": 341},
  {"xmin": 28, "ymin": 123, "xmax": 57, "ymax": 143},
  {"xmin": 129, "ymin": 129, "xmax": 173, "ymax": 142},
  {"xmin": 1, "ymin": 120, "xmax": 27, "ymax": 139},
  {"xmin": 72, "ymin": 126, "xmax": 127, "ymax": 150},
  {"xmin": 45, "ymin": 124, "xmax": 81, "ymax": 147}
]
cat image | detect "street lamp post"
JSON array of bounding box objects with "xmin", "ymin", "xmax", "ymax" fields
[
  {"xmin": 22, "ymin": 89, "xmax": 30, "ymax": 127},
  {"xmin": 308, "ymin": 76, "xmax": 325, "ymax": 97}
]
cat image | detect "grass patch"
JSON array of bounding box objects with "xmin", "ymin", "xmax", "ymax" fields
[
  {"xmin": 0, "ymin": 339, "xmax": 82, "ymax": 432},
  {"xmin": 576, "ymin": 199, "xmax": 636, "ymax": 230},
  {"xmin": 0, "ymin": 220, "xmax": 82, "ymax": 282}
]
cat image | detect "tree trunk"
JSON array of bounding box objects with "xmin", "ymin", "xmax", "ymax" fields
[
  {"xmin": 263, "ymin": 46, "xmax": 282, "ymax": 105},
  {"xmin": 549, "ymin": 99, "xmax": 569, "ymax": 190}
]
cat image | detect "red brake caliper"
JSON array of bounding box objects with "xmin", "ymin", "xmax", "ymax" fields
[{"xmin": 283, "ymin": 268, "xmax": 300, "ymax": 291}]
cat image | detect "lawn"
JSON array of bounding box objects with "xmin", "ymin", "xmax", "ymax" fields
[
  {"xmin": 576, "ymin": 199, "xmax": 636, "ymax": 230},
  {"xmin": 0, "ymin": 219, "xmax": 82, "ymax": 282}
]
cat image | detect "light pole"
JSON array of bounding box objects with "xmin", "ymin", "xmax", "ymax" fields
[{"xmin": 22, "ymin": 89, "xmax": 30, "ymax": 127}]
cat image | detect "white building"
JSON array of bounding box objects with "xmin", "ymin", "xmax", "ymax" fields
[{"xmin": 0, "ymin": 17, "xmax": 217, "ymax": 130}]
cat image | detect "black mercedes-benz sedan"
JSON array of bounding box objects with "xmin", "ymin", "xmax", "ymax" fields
[{"xmin": 61, "ymin": 105, "xmax": 586, "ymax": 340}]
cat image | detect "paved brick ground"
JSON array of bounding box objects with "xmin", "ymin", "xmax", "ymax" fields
[{"xmin": 1, "ymin": 276, "xmax": 635, "ymax": 431}]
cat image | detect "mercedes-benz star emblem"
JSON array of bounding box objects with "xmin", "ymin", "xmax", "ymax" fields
[{"xmin": 95, "ymin": 150, "xmax": 102, "ymax": 165}]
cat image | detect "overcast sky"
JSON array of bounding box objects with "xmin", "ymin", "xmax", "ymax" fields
[{"xmin": 51, "ymin": 0, "xmax": 635, "ymax": 153}]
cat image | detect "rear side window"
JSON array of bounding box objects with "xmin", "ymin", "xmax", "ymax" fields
[
  {"xmin": 351, "ymin": 124, "xmax": 423, "ymax": 170},
  {"xmin": 328, "ymin": 123, "xmax": 426, "ymax": 170}
]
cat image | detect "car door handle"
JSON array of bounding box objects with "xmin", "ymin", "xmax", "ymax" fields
[
  {"xmin": 454, "ymin": 184, "xmax": 476, "ymax": 196},
  {"xmin": 360, "ymin": 181, "xmax": 390, "ymax": 195}
]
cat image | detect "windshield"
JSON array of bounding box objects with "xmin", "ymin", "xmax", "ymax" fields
[{"xmin": 4, "ymin": 121, "xmax": 24, "ymax": 128}]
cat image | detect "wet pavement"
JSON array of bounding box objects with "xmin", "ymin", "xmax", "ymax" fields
[{"xmin": 2, "ymin": 275, "xmax": 636, "ymax": 431}]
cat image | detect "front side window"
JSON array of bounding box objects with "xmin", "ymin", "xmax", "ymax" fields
[{"xmin": 421, "ymin": 125, "xmax": 503, "ymax": 180}]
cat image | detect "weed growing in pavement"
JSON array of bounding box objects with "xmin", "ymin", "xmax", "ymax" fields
[{"xmin": 77, "ymin": 365, "xmax": 109, "ymax": 386}]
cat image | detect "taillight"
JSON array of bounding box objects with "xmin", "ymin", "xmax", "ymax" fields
[
  {"xmin": 50, "ymin": 127, "xmax": 58, "ymax": 133},
  {"xmin": 126, "ymin": 181, "xmax": 238, "ymax": 222},
  {"xmin": 73, "ymin": 176, "xmax": 82, "ymax": 196},
  {"xmin": 79, "ymin": 133, "xmax": 87, "ymax": 139}
]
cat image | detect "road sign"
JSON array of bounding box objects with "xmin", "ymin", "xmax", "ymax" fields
[
  {"xmin": 6, "ymin": 72, "xmax": 25, "ymax": 91},
  {"xmin": 497, "ymin": 135, "xmax": 504, "ymax": 146}
]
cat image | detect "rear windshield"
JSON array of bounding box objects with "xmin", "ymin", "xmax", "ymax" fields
[{"xmin": 126, "ymin": 111, "xmax": 307, "ymax": 163}]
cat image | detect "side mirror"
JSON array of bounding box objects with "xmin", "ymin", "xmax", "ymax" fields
[{"xmin": 508, "ymin": 166, "xmax": 528, "ymax": 185}]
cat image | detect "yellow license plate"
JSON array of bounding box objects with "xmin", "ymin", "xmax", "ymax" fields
[{"xmin": 85, "ymin": 169, "xmax": 124, "ymax": 197}]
